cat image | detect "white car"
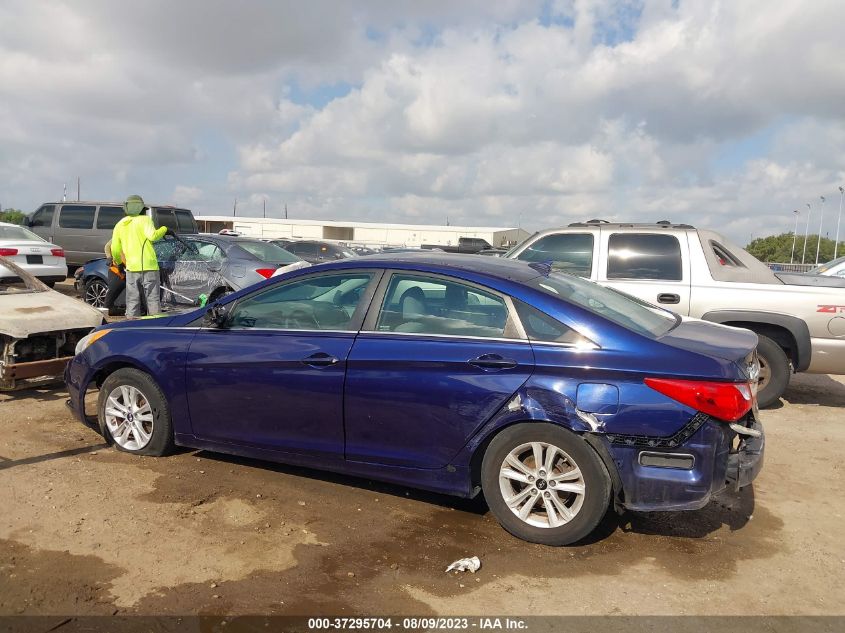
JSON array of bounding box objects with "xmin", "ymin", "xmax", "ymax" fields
[
  {"xmin": 0, "ymin": 221, "xmax": 68, "ymax": 287},
  {"xmin": 808, "ymin": 256, "xmax": 845, "ymax": 278}
]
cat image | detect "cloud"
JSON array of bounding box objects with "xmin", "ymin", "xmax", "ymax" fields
[{"xmin": 1, "ymin": 0, "xmax": 844, "ymax": 244}]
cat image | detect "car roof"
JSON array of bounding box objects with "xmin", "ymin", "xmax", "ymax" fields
[
  {"xmin": 316, "ymin": 251, "xmax": 542, "ymax": 283},
  {"xmin": 36, "ymin": 201, "xmax": 189, "ymax": 209}
]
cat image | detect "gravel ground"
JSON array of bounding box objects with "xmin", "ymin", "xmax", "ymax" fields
[{"xmin": 0, "ymin": 280, "xmax": 843, "ymax": 616}]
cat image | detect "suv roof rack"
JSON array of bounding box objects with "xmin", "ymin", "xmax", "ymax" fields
[{"xmin": 567, "ymin": 220, "xmax": 696, "ymax": 229}]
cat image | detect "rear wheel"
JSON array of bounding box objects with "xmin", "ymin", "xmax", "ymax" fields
[
  {"xmin": 755, "ymin": 335, "xmax": 790, "ymax": 408},
  {"xmin": 97, "ymin": 368, "xmax": 174, "ymax": 456},
  {"xmin": 84, "ymin": 278, "xmax": 108, "ymax": 308},
  {"xmin": 481, "ymin": 423, "xmax": 610, "ymax": 546}
]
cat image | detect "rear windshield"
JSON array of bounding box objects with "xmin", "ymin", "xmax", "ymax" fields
[
  {"xmin": 175, "ymin": 209, "xmax": 196, "ymax": 232},
  {"xmin": 527, "ymin": 272, "xmax": 678, "ymax": 339},
  {"xmin": 236, "ymin": 241, "xmax": 301, "ymax": 263},
  {"xmin": 0, "ymin": 225, "xmax": 44, "ymax": 241}
]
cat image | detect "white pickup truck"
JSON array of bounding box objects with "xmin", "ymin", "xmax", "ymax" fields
[{"xmin": 506, "ymin": 221, "xmax": 845, "ymax": 407}]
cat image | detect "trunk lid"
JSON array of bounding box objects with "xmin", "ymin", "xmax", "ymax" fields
[{"xmin": 660, "ymin": 317, "xmax": 758, "ymax": 365}]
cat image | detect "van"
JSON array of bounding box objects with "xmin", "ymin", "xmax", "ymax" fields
[{"xmin": 27, "ymin": 202, "xmax": 198, "ymax": 266}]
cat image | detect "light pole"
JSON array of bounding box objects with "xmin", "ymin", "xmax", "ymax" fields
[
  {"xmin": 802, "ymin": 203, "xmax": 811, "ymax": 264},
  {"xmin": 836, "ymin": 186, "xmax": 844, "ymax": 260},
  {"xmin": 815, "ymin": 195, "xmax": 826, "ymax": 265},
  {"xmin": 790, "ymin": 209, "xmax": 800, "ymax": 264}
]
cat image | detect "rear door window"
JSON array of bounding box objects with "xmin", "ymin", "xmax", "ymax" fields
[
  {"xmin": 153, "ymin": 209, "xmax": 179, "ymax": 231},
  {"xmin": 175, "ymin": 209, "xmax": 196, "ymax": 232},
  {"xmin": 375, "ymin": 273, "xmax": 511, "ymax": 338},
  {"xmin": 96, "ymin": 205, "xmax": 124, "ymax": 229},
  {"xmin": 30, "ymin": 205, "xmax": 55, "ymax": 228},
  {"xmin": 607, "ymin": 233, "xmax": 682, "ymax": 281},
  {"xmin": 515, "ymin": 233, "xmax": 594, "ymax": 276},
  {"xmin": 58, "ymin": 205, "xmax": 95, "ymax": 229}
]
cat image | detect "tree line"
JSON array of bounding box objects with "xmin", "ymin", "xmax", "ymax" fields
[
  {"xmin": 0, "ymin": 209, "xmax": 27, "ymax": 225},
  {"xmin": 745, "ymin": 232, "xmax": 840, "ymax": 264}
]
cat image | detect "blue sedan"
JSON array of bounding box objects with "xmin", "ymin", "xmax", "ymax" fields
[{"xmin": 65, "ymin": 253, "xmax": 764, "ymax": 545}]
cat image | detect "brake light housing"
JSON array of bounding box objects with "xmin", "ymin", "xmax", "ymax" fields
[
  {"xmin": 645, "ymin": 377, "xmax": 754, "ymax": 422},
  {"xmin": 0, "ymin": 248, "xmax": 18, "ymax": 256},
  {"xmin": 51, "ymin": 248, "xmax": 65, "ymax": 257},
  {"xmin": 255, "ymin": 268, "xmax": 275, "ymax": 279}
]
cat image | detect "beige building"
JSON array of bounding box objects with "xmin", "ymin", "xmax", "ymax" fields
[{"xmin": 194, "ymin": 216, "xmax": 531, "ymax": 249}]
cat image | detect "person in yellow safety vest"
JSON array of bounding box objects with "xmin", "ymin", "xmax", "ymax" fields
[{"xmin": 110, "ymin": 195, "xmax": 173, "ymax": 318}]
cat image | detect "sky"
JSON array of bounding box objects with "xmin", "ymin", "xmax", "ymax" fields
[{"xmin": 2, "ymin": 0, "xmax": 845, "ymax": 245}]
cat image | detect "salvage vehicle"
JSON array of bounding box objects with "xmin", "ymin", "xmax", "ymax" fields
[
  {"xmin": 0, "ymin": 222, "xmax": 67, "ymax": 287},
  {"xmin": 1, "ymin": 255, "xmax": 102, "ymax": 390},
  {"xmin": 506, "ymin": 221, "xmax": 845, "ymax": 408},
  {"xmin": 66, "ymin": 253, "xmax": 763, "ymax": 545},
  {"xmin": 75, "ymin": 234, "xmax": 308, "ymax": 310},
  {"xmin": 272, "ymin": 239, "xmax": 359, "ymax": 264},
  {"xmin": 421, "ymin": 236, "xmax": 494, "ymax": 254}
]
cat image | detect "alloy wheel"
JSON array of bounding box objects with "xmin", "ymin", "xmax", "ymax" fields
[
  {"xmin": 103, "ymin": 385, "xmax": 154, "ymax": 451},
  {"xmin": 757, "ymin": 356, "xmax": 771, "ymax": 393},
  {"xmin": 85, "ymin": 280, "xmax": 108, "ymax": 308},
  {"xmin": 498, "ymin": 441, "xmax": 586, "ymax": 529}
]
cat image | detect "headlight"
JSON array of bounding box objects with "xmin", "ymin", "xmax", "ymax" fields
[{"xmin": 75, "ymin": 329, "xmax": 111, "ymax": 355}]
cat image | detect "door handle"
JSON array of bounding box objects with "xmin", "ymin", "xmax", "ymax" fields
[
  {"xmin": 657, "ymin": 293, "xmax": 681, "ymax": 304},
  {"xmin": 301, "ymin": 352, "xmax": 339, "ymax": 367},
  {"xmin": 468, "ymin": 354, "xmax": 518, "ymax": 370}
]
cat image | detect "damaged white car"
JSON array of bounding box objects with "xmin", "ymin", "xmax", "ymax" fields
[{"xmin": 0, "ymin": 255, "xmax": 102, "ymax": 390}]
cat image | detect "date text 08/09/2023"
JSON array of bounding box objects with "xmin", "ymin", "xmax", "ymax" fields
[{"xmin": 307, "ymin": 617, "xmax": 528, "ymax": 630}]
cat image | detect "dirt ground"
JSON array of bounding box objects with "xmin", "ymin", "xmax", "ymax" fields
[{"xmin": 0, "ymin": 367, "xmax": 842, "ymax": 618}]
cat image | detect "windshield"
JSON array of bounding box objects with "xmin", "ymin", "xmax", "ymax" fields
[
  {"xmin": 236, "ymin": 240, "xmax": 302, "ymax": 263},
  {"xmin": 808, "ymin": 256, "xmax": 845, "ymax": 274},
  {"xmin": 0, "ymin": 224, "xmax": 45, "ymax": 242},
  {"xmin": 527, "ymin": 271, "xmax": 678, "ymax": 338}
]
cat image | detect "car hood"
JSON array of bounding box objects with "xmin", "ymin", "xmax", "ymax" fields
[
  {"xmin": 659, "ymin": 316, "xmax": 758, "ymax": 365},
  {"xmin": 0, "ymin": 289, "xmax": 103, "ymax": 338}
]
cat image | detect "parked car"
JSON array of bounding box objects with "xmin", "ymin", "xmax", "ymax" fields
[
  {"xmin": 807, "ymin": 255, "xmax": 845, "ymax": 278},
  {"xmin": 0, "ymin": 222, "xmax": 67, "ymax": 286},
  {"xmin": 75, "ymin": 234, "xmax": 308, "ymax": 310},
  {"xmin": 66, "ymin": 253, "xmax": 763, "ymax": 546},
  {"xmin": 1, "ymin": 255, "xmax": 101, "ymax": 390},
  {"xmin": 421, "ymin": 236, "xmax": 494, "ymax": 253},
  {"xmin": 27, "ymin": 201, "xmax": 198, "ymax": 266},
  {"xmin": 506, "ymin": 221, "xmax": 845, "ymax": 408},
  {"xmin": 272, "ymin": 239, "xmax": 359, "ymax": 264}
]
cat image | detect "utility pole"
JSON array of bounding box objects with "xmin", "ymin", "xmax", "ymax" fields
[
  {"xmin": 62, "ymin": 183, "xmax": 67, "ymax": 202},
  {"xmin": 76, "ymin": 177, "xmax": 80, "ymax": 201},
  {"xmin": 233, "ymin": 197, "xmax": 238, "ymax": 216},
  {"xmin": 816, "ymin": 196, "xmax": 826, "ymax": 265},
  {"xmin": 263, "ymin": 198, "xmax": 266, "ymax": 218},
  {"xmin": 284, "ymin": 203, "xmax": 288, "ymax": 220},
  {"xmin": 802, "ymin": 203, "xmax": 811, "ymax": 264},
  {"xmin": 836, "ymin": 186, "xmax": 844, "ymax": 260},
  {"xmin": 790, "ymin": 209, "xmax": 799, "ymax": 264}
]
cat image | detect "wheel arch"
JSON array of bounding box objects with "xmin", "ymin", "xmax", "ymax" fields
[
  {"xmin": 700, "ymin": 310, "xmax": 811, "ymax": 372},
  {"xmin": 468, "ymin": 419, "xmax": 623, "ymax": 508}
]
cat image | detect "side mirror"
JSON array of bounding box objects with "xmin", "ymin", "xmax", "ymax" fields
[{"xmin": 203, "ymin": 302, "xmax": 228, "ymax": 328}]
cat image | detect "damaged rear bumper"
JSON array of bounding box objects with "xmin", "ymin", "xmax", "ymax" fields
[{"xmin": 725, "ymin": 419, "xmax": 765, "ymax": 490}]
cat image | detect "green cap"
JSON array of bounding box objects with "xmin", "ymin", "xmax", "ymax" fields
[{"xmin": 124, "ymin": 194, "xmax": 146, "ymax": 216}]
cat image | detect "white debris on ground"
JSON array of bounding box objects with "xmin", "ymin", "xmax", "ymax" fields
[{"xmin": 445, "ymin": 556, "xmax": 481, "ymax": 574}]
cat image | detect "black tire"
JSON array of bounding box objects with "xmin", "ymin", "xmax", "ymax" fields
[
  {"xmin": 481, "ymin": 423, "xmax": 611, "ymax": 546},
  {"xmin": 83, "ymin": 278, "xmax": 108, "ymax": 308},
  {"xmin": 755, "ymin": 335, "xmax": 790, "ymax": 409},
  {"xmin": 97, "ymin": 368, "xmax": 174, "ymax": 456},
  {"xmin": 43, "ymin": 281, "xmax": 56, "ymax": 288}
]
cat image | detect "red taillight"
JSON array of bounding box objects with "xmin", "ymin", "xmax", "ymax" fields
[
  {"xmin": 255, "ymin": 268, "xmax": 275, "ymax": 279},
  {"xmin": 51, "ymin": 248, "xmax": 64, "ymax": 257},
  {"xmin": 645, "ymin": 377, "xmax": 753, "ymax": 422},
  {"xmin": 0, "ymin": 248, "xmax": 18, "ymax": 256}
]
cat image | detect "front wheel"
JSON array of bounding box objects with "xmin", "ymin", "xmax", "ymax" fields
[
  {"xmin": 755, "ymin": 335, "xmax": 790, "ymax": 409},
  {"xmin": 97, "ymin": 368, "xmax": 174, "ymax": 456},
  {"xmin": 481, "ymin": 423, "xmax": 610, "ymax": 546}
]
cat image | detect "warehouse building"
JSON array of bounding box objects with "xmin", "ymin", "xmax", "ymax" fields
[{"xmin": 194, "ymin": 216, "xmax": 531, "ymax": 249}]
